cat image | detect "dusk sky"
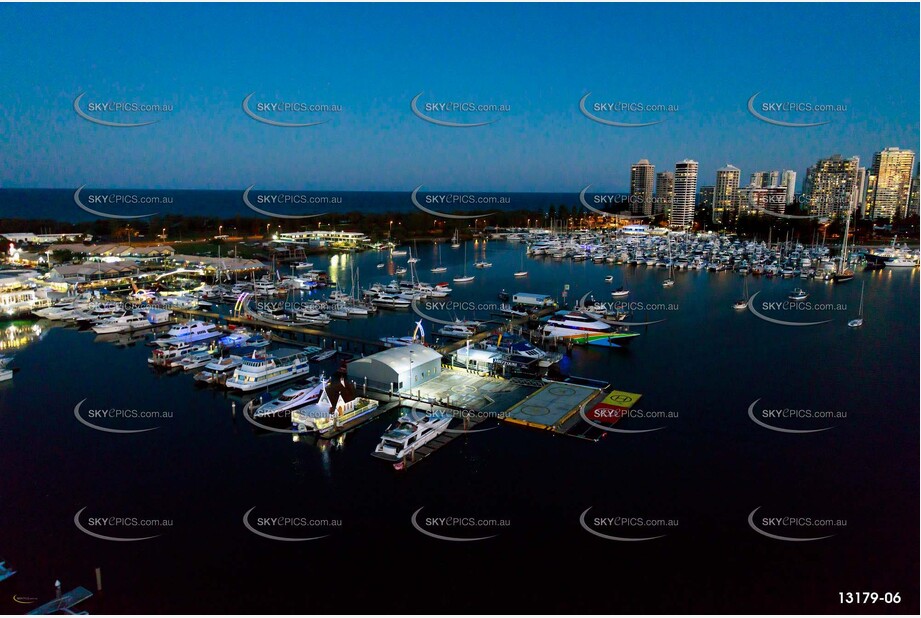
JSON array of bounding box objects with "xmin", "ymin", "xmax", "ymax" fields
[{"xmin": 1, "ymin": 3, "xmax": 918, "ymax": 193}]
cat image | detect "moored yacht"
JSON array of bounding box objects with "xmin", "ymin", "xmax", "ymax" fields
[
  {"xmin": 541, "ymin": 310, "xmax": 640, "ymax": 347},
  {"xmin": 225, "ymin": 351, "xmax": 311, "ymax": 392},
  {"xmin": 372, "ymin": 411, "xmax": 453, "ymax": 461},
  {"xmin": 254, "ymin": 376, "xmax": 325, "ymax": 418},
  {"xmin": 155, "ymin": 320, "xmax": 221, "ymax": 347}
]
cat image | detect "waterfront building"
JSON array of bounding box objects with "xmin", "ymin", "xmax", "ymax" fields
[
  {"xmin": 347, "ymin": 343, "xmax": 442, "ymax": 392},
  {"xmin": 654, "ymin": 172, "xmax": 674, "ymax": 215},
  {"xmin": 670, "ymin": 160, "xmax": 698, "ymax": 230},
  {"xmin": 865, "ymin": 147, "xmax": 915, "ymax": 221},
  {"xmin": 629, "ymin": 159, "xmax": 656, "ymax": 216},
  {"xmin": 713, "ymin": 164, "xmax": 740, "ymax": 224},
  {"xmin": 803, "ymin": 154, "xmax": 861, "ymax": 218}
]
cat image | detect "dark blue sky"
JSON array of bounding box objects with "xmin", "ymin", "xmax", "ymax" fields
[{"xmin": 0, "ymin": 3, "xmax": 917, "ymax": 192}]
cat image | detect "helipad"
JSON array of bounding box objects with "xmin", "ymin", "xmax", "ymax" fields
[{"xmin": 503, "ymin": 381, "xmax": 602, "ymax": 430}]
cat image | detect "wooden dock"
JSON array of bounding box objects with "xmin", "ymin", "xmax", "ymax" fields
[{"xmin": 170, "ymin": 307, "xmax": 389, "ymax": 356}]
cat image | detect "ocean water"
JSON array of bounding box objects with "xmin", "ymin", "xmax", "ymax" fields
[
  {"xmin": 0, "ymin": 243, "xmax": 917, "ymax": 613},
  {"xmin": 0, "ymin": 189, "xmax": 592, "ymax": 222}
]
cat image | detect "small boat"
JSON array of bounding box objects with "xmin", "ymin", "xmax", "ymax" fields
[
  {"xmin": 437, "ymin": 323, "xmax": 479, "ymax": 339},
  {"xmin": 848, "ymin": 281, "xmax": 865, "ymax": 328},
  {"xmin": 0, "ymin": 356, "xmax": 13, "ymax": 382},
  {"xmin": 450, "ymin": 229, "xmax": 461, "ymax": 248},
  {"xmin": 175, "ymin": 350, "xmax": 215, "ymax": 371},
  {"xmin": 662, "ymin": 279, "xmax": 674, "ymax": 288},
  {"xmin": 372, "ymin": 412, "xmax": 453, "ymax": 461},
  {"xmin": 610, "ymin": 287, "xmax": 629, "ymax": 298},
  {"xmin": 310, "ymin": 349, "xmax": 337, "ymax": 362},
  {"xmin": 377, "ymin": 262, "xmax": 386, "ymax": 269},
  {"xmin": 604, "ymin": 275, "xmax": 614, "ymax": 283},
  {"xmin": 371, "ymin": 294, "xmax": 411, "ymax": 309},
  {"xmin": 473, "ymin": 261, "xmax": 492, "ymax": 269},
  {"xmin": 194, "ymin": 354, "xmax": 244, "ymax": 384},
  {"xmin": 788, "ymin": 288, "xmax": 808, "ymax": 301},
  {"xmin": 294, "ymin": 261, "xmax": 314, "ymax": 269},
  {"xmin": 244, "ymin": 335, "xmax": 271, "ymax": 348},
  {"xmin": 395, "ymin": 267, "xmax": 408, "ymax": 275}
]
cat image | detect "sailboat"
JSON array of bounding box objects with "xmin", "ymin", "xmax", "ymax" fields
[
  {"xmin": 453, "ymin": 243, "xmax": 475, "ymax": 283},
  {"xmin": 733, "ymin": 277, "xmax": 748, "ymax": 309},
  {"xmin": 473, "ymin": 240, "xmax": 492, "ymax": 268},
  {"xmin": 450, "ymin": 229, "xmax": 461, "ymax": 249},
  {"xmin": 513, "ymin": 250, "xmax": 528, "ymax": 277},
  {"xmin": 833, "ymin": 197, "xmax": 855, "ymax": 282},
  {"xmin": 848, "ymin": 281, "xmax": 865, "ymax": 328},
  {"xmin": 430, "ymin": 243, "xmax": 447, "ymax": 273},
  {"xmin": 611, "ymin": 267, "xmax": 629, "ymax": 297},
  {"xmin": 407, "ymin": 240, "xmax": 420, "ymax": 264},
  {"xmin": 662, "ymin": 234, "xmax": 675, "ymax": 287}
]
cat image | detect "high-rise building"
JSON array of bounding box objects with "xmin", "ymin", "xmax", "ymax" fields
[
  {"xmin": 654, "ymin": 171, "xmax": 674, "ymax": 215},
  {"xmin": 803, "ymin": 155, "xmax": 861, "ymax": 218},
  {"xmin": 855, "ymin": 167, "xmax": 867, "ymax": 219},
  {"xmin": 712, "ymin": 164, "xmax": 740, "ymax": 223},
  {"xmin": 909, "ymin": 160, "xmax": 920, "ymax": 217},
  {"xmin": 781, "ymin": 170, "xmax": 796, "ymax": 204},
  {"xmin": 739, "ymin": 186, "xmax": 788, "ymax": 216},
  {"xmin": 670, "ymin": 159, "xmax": 698, "ymax": 230},
  {"xmin": 865, "ymin": 147, "xmax": 915, "ymax": 221},
  {"xmin": 750, "ymin": 170, "xmax": 780, "ymax": 188},
  {"xmin": 698, "ymin": 186, "xmax": 715, "ymax": 208},
  {"xmin": 629, "ymin": 159, "xmax": 656, "ymax": 216}
]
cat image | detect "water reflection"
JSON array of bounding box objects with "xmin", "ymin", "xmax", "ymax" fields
[{"xmin": 0, "ymin": 319, "xmax": 47, "ymax": 352}]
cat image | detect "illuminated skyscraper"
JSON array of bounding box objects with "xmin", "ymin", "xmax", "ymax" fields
[
  {"xmin": 865, "ymin": 147, "xmax": 915, "ymax": 220},
  {"xmin": 670, "ymin": 159, "xmax": 698, "ymax": 229},
  {"xmin": 629, "ymin": 159, "xmax": 656, "ymax": 216},
  {"xmin": 713, "ymin": 164, "xmax": 740, "ymax": 223}
]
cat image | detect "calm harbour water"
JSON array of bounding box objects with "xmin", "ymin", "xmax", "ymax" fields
[{"xmin": 0, "ymin": 241, "xmax": 918, "ymax": 614}]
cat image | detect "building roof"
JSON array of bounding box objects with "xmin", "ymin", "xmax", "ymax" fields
[
  {"xmin": 349, "ymin": 343, "xmax": 442, "ymax": 374},
  {"xmin": 51, "ymin": 261, "xmax": 140, "ymax": 277}
]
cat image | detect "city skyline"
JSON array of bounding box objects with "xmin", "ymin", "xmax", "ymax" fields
[{"xmin": 0, "ymin": 3, "xmax": 918, "ymax": 192}]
